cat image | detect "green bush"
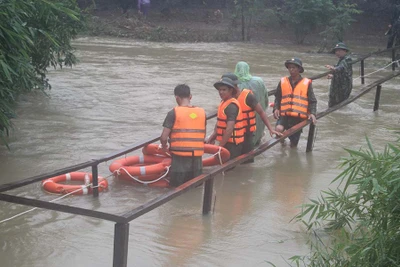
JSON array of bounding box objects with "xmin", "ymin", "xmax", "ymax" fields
[
  {"xmin": 0, "ymin": 0, "xmax": 84, "ymax": 148},
  {"xmin": 292, "ymin": 137, "xmax": 400, "ymax": 266}
]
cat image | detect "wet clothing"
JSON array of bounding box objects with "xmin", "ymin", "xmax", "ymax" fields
[
  {"xmin": 274, "ymin": 76, "xmax": 317, "ymax": 146},
  {"xmin": 163, "ymin": 107, "xmax": 205, "ymax": 187},
  {"xmin": 217, "ymin": 99, "xmax": 244, "ymax": 159},
  {"xmin": 329, "ymin": 54, "xmax": 353, "ymax": 107},
  {"xmin": 216, "ymin": 98, "xmax": 244, "ymax": 145},
  {"xmin": 235, "ymin": 62, "xmax": 269, "ymax": 146},
  {"xmin": 237, "ymin": 89, "xmax": 257, "ymax": 133},
  {"xmin": 169, "ymin": 106, "xmax": 206, "ymax": 157},
  {"xmin": 276, "ymin": 116, "xmax": 304, "ymax": 146},
  {"xmin": 387, "ymin": 5, "xmax": 400, "ymax": 49},
  {"xmin": 237, "ymin": 91, "xmax": 258, "ymax": 157}
]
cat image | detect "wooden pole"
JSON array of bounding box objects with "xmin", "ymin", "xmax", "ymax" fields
[
  {"xmin": 306, "ymin": 123, "xmax": 316, "ymax": 152},
  {"xmin": 113, "ymin": 222, "xmax": 130, "ymax": 267},
  {"xmin": 92, "ymin": 164, "xmax": 99, "ymax": 197},
  {"xmin": 392, "ymin": 48, "xmax": 396, "ymax": 71},
  {"xmin": 360, "ymin": 59, "xmax": 365, "ymax": 84},
  {"xmin": 202, "ymin": 176, "xmax": 214, "ymax": 215},
  {"xmin": 373, "ymin": 85, "xmax": 382, "ymax": 111}
]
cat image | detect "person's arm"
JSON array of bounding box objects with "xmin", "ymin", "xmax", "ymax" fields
[
  {"xmin": 160, "ymin": 109, "xmax": 175, "ymax": 149},
  {"xmin": 254, "ymin": 103, "xmax": 282, "ymax": 137},
  {"xmin": 160, "ymin": 128, "xmax": 171, "ymax": 149},
  {"xmin": 219, "ymin": 121, "xmax": 235, "ymax": 147},
  {"xmin": 307, "ymin": 83, "xmax": 317, "ymax": 124},
  {"xmin": 273, "ymin": 81, "xmax": 282, "ymax": 119},
  {"xmin": 206, "ymin": 123, "xmax": 218, "ymax": 144}
]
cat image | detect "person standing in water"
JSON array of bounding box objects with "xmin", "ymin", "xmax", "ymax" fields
[
  {"xmin": 206, "ymin": 76, "xmax": 245, "ymax": 160},
  {"xmin": 234, "ymin": 61, "xmax": 269, "ymax": 146},
  {"xmin": 220, "ymin": 73, "xmax": 281, "ymax": 163},
  {"xmin": 325, "ymin": 42, "xmax": 353, "ymax": 107},
  {"xmin": 160, "ymin": 84, "xmax": 206, "ymax": 187},
  {"xmin": 273, "ymin": 58, "xmax": 317, "ymax": 147}
]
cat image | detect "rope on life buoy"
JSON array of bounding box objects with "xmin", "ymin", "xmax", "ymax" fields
[{"xmin": 115, "ymin": 166, "xmax": 170, "ymax": 185}]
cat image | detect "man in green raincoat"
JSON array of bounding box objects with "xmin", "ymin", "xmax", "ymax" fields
[
  {"xmin": 325, "ymin": 42, "xmax": 353, "ymax": 107},
  {"xmin": 234, "ymin": 61, "xmax": 269, "ymax": 146}
]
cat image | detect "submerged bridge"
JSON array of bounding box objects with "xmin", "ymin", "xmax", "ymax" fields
[{"xmin": 0, "ymin": 46, "xmax": 399, "ymax": 267}]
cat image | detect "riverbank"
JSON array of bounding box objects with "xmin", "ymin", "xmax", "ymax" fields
[{"xmin": 83, "ymin": 6, "xmax": 388, "ymax": 49}]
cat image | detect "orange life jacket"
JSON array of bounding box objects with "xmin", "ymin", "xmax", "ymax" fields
[
  {"xmin": 237, "ymin": 89, "xmax": 256, "ymax": 133},
  {"xmin": 280, "ymin": 77, "xmax": 310, "ymax": 119},
  {"xmin": 216, "ymin": 98, "xmax": 244, "ymax": 144},
  {"xmin": 169, "ymin": 106, "xmax": 206, "ymax": 157}
]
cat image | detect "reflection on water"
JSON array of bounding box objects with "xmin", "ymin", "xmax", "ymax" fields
[{"xmin": 0, "ymin": 37, "xmax": 398, "ymax": 266}]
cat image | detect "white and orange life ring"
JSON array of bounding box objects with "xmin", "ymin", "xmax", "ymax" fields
[
  {"xmin": 142, "ymin": 143, "xmax": 230, "ymax": 166},
  {"xmin": 42, "ymin": 172, "xmax": 108, "ymax": 195},
  {"xmin": 109, "ymin": 155, "xmax": 171, "ymax": 181},
  {"xmin": 202, "ymin": 144, "xmax": 230, "ymax": 166}
]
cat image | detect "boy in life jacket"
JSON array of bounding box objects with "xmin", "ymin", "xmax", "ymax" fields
[
  {"xmin": 206, "ymin": 76, "xmax": 244, "ymax": 160},
  {"xmin": 160, "ymin": 84, "xmax": 206, "ymax": 187},
  {"xmin": 273, "ymin": 58, "xmax": 317, "ymax": 147},
  {"xmin": 221, "ymin": 73, "xmax": 282, "ymax": 163}
]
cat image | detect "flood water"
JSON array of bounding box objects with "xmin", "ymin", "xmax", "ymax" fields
[{"xmin": 0, "ymin": 37, "xmax": 399, "ymax": 267}]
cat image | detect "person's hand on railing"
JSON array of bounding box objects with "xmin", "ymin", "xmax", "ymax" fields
[
  {"xmin": 269, "ymin": 129, "xmax": 283, "ymax": 138},
  {"xmin": 308, "ymin": 114, "xmax": 317, "ymax": 125},
  {"xmin": 273, "ymin": 109, "xmax": 280, "ymax": 120}
]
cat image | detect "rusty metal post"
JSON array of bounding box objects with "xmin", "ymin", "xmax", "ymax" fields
[
  {"xmin": 306, "ymin": 123, "xmax": 316, "ymax": 152},
  {"xmin": 202, "ymin": 176, "xmax": 214, "ymax": 215},
  {"xmin": 113, "ymin": 222, "xmax": 129, "ymax": 267},
  {"xmin": 392, "ymin": 48, "xmax": 396, "ymax": 71},
  {"xmin": 360, "ymin": 59, "xmax": 365, "ymax": 84},
  {"xmin": 92, "ymin": 164, "xmax": 99, "ymax": 197},
  {"xmin": 374, "ymin": 85, "xmax": 382, "ymax": 111}
]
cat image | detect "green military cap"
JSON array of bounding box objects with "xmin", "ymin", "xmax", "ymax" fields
[
  {"xmin": 284, "ymin": 57, "xmax": 304, "ymax": 73},
  {"xmin": 332, "ymin": 42, "xmax": 349, "ymax": 52}
]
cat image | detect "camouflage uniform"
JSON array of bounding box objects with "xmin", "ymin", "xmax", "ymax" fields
[
  {"xmin": 387, "ymin": 4, "xmax": 400, "ymax": 49},
  {"xmin": 329, "ymin": 53, "xmax": 353, "ymax": 107}
]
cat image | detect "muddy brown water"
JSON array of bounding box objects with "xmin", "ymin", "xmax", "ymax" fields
[{"xmin": 0, "ymin": 37, "xmax": 399, "ymax": 267}]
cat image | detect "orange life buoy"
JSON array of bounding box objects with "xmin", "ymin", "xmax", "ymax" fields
[
  {"xmin": 142, "ymin": 143, "xmax": 230, "ymax": 167},
  {"xmin": 109, "ymin": 155, "xmax": 171, "ymax": 181},
  {"xmin": 202, "ymin": 144, "xmax": 230, "ymax": 166},
  {"xmin": 42, "ymin": 172, "xmax": 108, "ymax": 195}
]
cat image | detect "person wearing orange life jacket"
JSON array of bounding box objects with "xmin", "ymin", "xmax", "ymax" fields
[
  {"xmin": 206, "ymin": 76, "xmax": 244, "ymax": 160},
  {"xmin": 160, "ymin": 84, "xmax": 206, "ymax": 187},
  {"xmin": 220, "ymin": 73, "xmax": 282, "ymax": 163},
  {"xmin": 273, "ymin": 58, "xmax": 317, "ymax": 147}
]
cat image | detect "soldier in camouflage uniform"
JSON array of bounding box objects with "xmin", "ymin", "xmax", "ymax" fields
[
  {"xmin": 386, "ymin": 4, "xmax": 400, "ymax": 49},
  {"xmin": 325, "ymin": 42, "xmax": 353, "ymax": 108}
]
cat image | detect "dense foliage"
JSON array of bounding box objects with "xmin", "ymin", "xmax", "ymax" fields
[
  {"xmin": 0, "ymin": 0, "xmax": 83, "ymax": 147},
  {"xmin": 77, "ymin": 0, "xmax": 397, "ymax": 44},
  {"xmin": 291, "ymin": 137, "xmax": 400, "ymax": 266}
]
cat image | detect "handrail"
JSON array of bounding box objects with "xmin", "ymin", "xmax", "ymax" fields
[{"xmin": 0, "ymin": 193, "xmax": 126, "ymax": 222}]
